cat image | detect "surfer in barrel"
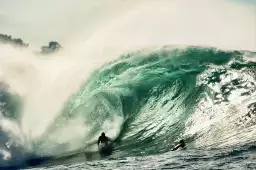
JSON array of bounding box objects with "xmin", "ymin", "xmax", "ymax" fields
[{"xmin": 97, "ymin": 132, "xmax": 113, "ymax": 156}]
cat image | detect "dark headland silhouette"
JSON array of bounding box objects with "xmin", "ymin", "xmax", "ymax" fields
[{"xmin": 0, "ymin": 33, "xmax": 62, "ymax": 54}]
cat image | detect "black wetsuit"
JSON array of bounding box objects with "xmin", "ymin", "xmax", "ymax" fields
[
  {"xmin": 98, "ymin": 136, "xmax": 110, "ymax": 146},
  {"xmin": 97, "ymin": 135, "xmax": 113, "ymax": 156},
  {"xmin": 171, "ymin": 140, "xmax": 186, "ymax": 151}
]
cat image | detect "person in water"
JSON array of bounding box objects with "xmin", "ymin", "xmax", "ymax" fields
[
  {"xmin": 97, "ymin": 132, "xmax": 113, "ymax": 156},
  {"xmin": 97, "ymin": 132, "xmax": 111, "ymax": 147},
  {"xmin": 171, "ymin": 139, "xmax": 186, "ymax": 151}
]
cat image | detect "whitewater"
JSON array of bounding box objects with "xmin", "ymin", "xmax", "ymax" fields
[{"xmin": 0, "ymin": 0, "xmax": 255, "ymax": 169}]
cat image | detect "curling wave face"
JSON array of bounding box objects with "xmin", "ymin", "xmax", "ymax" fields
[
  {"xmin": 36, "ymin": 46, "xmax": 256, "ymax": 156},
  {"xmin": 0, "ymin": 46, "xmax": 255, "ymax": 167}
]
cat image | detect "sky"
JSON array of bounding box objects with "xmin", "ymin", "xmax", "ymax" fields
[
  {"xmin": 0, "ymin": 0, "xmax": 138, "ymax": 47},
  {"xmin": 0, "ymin": 0, "xmax": 255, "ymax": 51}
]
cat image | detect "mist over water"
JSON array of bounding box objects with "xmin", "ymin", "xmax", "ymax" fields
[{"xmin": 0, "ymin": 0, "xmax": 255, "ymax": 168}]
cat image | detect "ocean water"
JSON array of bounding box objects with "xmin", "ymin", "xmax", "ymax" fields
[
  {"xmin": 0, "ymin": 46, "xmax": 255, "ymax": 169},
  {"xmin": 26, "ymin": 147, "xmax": 256, "ymax": 170}
]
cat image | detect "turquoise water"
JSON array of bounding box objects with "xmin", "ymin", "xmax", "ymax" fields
[{"xmin": 0, "ymin": 46, "xmax": 256, "ymax": 169}]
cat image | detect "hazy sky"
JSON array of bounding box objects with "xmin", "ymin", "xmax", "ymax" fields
[
  {"xmin": 0, "ymin": 0, "xmax": 255, "ymax": 50},
  {"xmin": 0, "ymin": 0, "xmax": 134, "ymax": 46}
]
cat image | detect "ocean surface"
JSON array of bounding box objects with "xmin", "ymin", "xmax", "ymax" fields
[{"xmin": 0, "ymin": 46, "xmax": 256, "ymax": 169}]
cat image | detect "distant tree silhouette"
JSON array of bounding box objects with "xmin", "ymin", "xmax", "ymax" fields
[
  {"xmin": 0, "ymin": 34, "xmax": 28, "ymax": 48},
  {"xmin": 40, "ymin": 41, "xmax": 62, "ymax": 54},
  {"xmin": 0, "ymin": 33, "xmax": 63, "ymax": 54}
]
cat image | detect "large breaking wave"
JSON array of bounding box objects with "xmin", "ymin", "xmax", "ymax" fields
[{"xmin": 0, "ymin": 46, "xmax": 255, "ymax": 168}]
